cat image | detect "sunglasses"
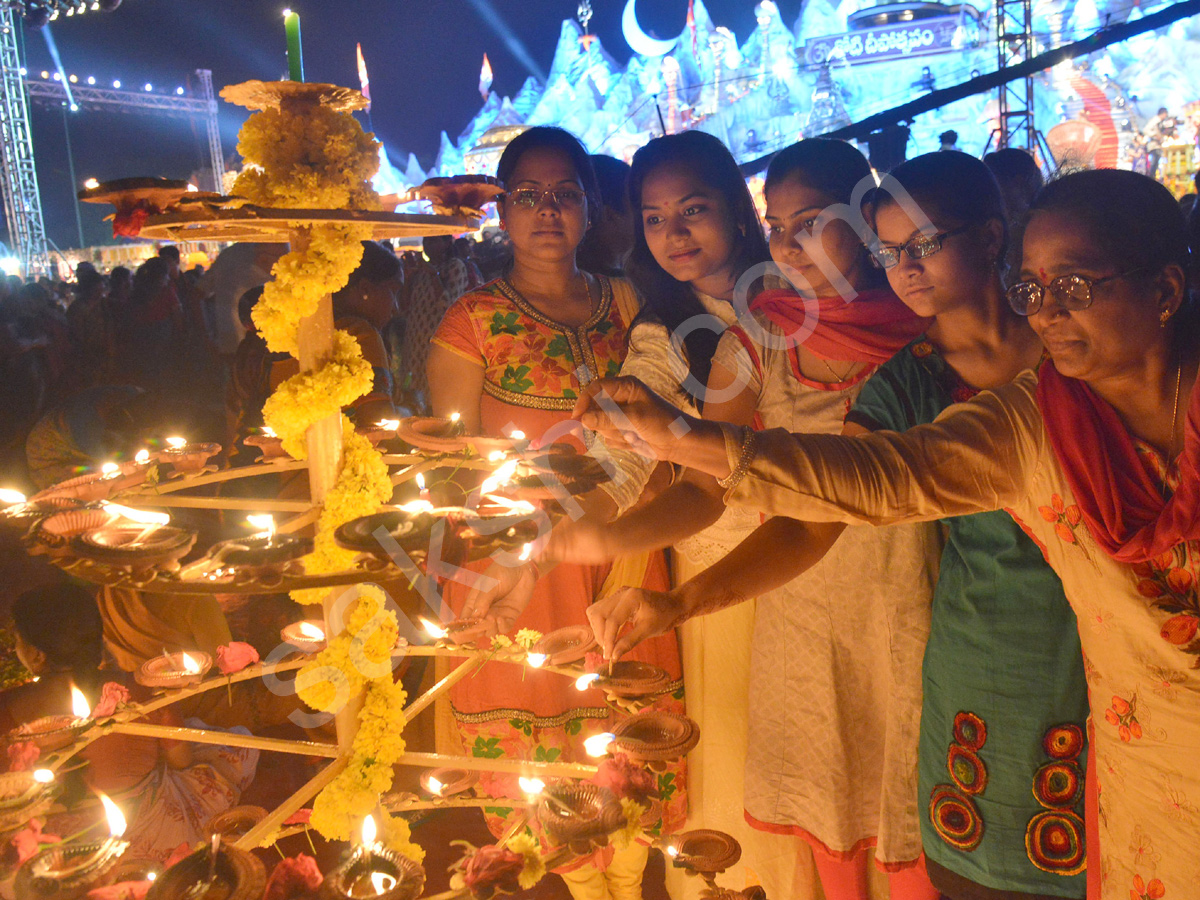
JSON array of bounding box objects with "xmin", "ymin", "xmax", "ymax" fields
[
  {"xmin": 1005, "ymin": 269, "xmax": 1146, "ymax": 316},
  {"xmin": 504, "ymin": 188, "xmax": 587, "ymax": 209},
  {"xmin": 869, "ymin": 225, "xmax": 969, "ymax": 270}
]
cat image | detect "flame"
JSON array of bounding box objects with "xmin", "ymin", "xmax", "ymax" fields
[
  {"xmin": 377, "ymin": 419, "xmax": 400, "ymax": 430},
  {"xmin": 0, "ymin": 488, "xmax": 26, "ymax": 504},
  {"xmin": 666, "ymin": 843, "xmax": 679, "ymax": 858},
  {"xmin": 99, "ymin": 793, "xmax": 127, "ymax": 838},
  {"xmin": 479, "ymin": 53, "xmax": 493, "ymax": 99},
  {"xmin": 584, "ymin": 732, "xmax": 615, "ymax": 757},
  {"xmin": 508, "ymin": 429, "xmax": 526, "ymax": 441},
  {"xmin": 427, "ymin": 776, "xmax": 444, "ymax": 796},
  {"xmin": 102, "ymin": 502, "xmax": 170, "ymax": 525},
  {"xmin": 415, "ymin": 473, "xmax": 427, "ymax": 491},
  {"xmin": 71, "ymin": 684, "xmax": 91, "ymax": 719},
  {"xmin": 298, "ymin": 621, "xmax": 325, "ymax": 641},
  {"xmin": 526, "ymin": 652, "xmax": 547, "ymax": 668},
  {"xmin": 100, "ymin": 462, "xmax": 120, "ymax": 477},
  {"xmin": 186, "ymin": 183, "xmax": 198, "ymax": 192},
  {"xmin": 449, "ymin": 412, "xmax": 461, "ymax": 424},
  {"xmin": 482, "ymin": 495, "xmax": 536, "ymax": 515},
  {"xmin": 179, "ymin": 652, "xmax": 202, "ymax": 675},
  {"xmin": 371, "ymin": 872, "xmax": 397, "ymax": 893},
  {"xmin": 480, "ymin": 459, "xmax": 520, "ymax": 495},
  {"xmin": 399, "ymin": 499, "xmax": 435, "ymax": 514},
  {"xmin": 246, "ymin": 514, "xmax": 275, "ymax": 539},
  {"xmin": 519, "ymin": 542, "xmax": 533, "ymax": 561},
  {"xmin": 33, "ymin": 768, "xmax": 54, "ymax": 784},
  {"xmin": 575, "ymin": 673, "xmax": 600, "ymax": 692},
  {"xmin": 134, "ymin": 449, "xmax": 150, "ymax": 464},
  {"xmin": 420, "ymin": 618, "xmax": 448, "ymax": 640},
  {"xmin": 165, "ymin": 437, "xmax": 187, "ymax": 450},
  {"xmin": 261, "ymin": 426, "xmax": 277, "ymax": 438},
  {"xmin": 361, "ymin": 814, "xmax": 377, "ymax": 846},
  {"xmin": 487, "ymin": 451, "xmax": 507, "ymax": 462},
  {"xmin": 518, "ymin": 776, "xmax": 545, "ymax": 794}
]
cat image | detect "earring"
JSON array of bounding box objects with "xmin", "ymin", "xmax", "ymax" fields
[{"xmin": 1160, "ymin": 307, "xmax": 1172, "ymax": 328}]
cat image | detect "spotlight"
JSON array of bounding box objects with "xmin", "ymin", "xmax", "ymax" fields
[
  {"xmin": 18, "ymin": 67, "xmax": 26, "ymax": 76},
  {"xmin": 175, "ymin": 86, "xmax": 184, "ymax": 95},
  {"xmin": 23, "ymin": 2, "xmax": 51, "ymax": 27},
  {"xmin": 68, "ymin": 74, "xmax": 78, "ymax": 83},
  {"xmin": 52, "ymin": 72, "xmax": 61, "ymax": 81},
  {"xmin": 87, "ymin": 76, "xmax": 95, "ymax": 85},
  {"xmin": 65, "ymin": 6, "xmax": 73, "ymax": 14},
  {"xmin": 112, "ymin": 80, "xmax": 121, "ymax": 89},
  {"xmin": 144, "ymin": 83, "xmax": 153, "ymax": 92},
  {"xmin": 40, "ymin": 71, "xmax": 49, "ymax": 79},
  {"xmin": 69, "ymin": 103, "xmax": 79, "ymax": 112}
]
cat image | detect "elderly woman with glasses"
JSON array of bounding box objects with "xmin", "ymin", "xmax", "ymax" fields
[
  {"xmin": 576, "ymin": 168, "xmax": 1200, "ymax": 900},
  {"xmin": 426, "ymin": 126, "xmax": 684, "ymax": 900}
]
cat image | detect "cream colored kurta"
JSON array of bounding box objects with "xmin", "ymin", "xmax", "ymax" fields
[
  {"xmin": 726, "ymin": 368, "xmax": 1200, "ymax": 900},
  {"xmin": 713, "ymin": 319, "xmax": 939, "ymax": 872},
  {"xmin": 601, "ymin": 297, "xmax": 817, "ymax": 900}
]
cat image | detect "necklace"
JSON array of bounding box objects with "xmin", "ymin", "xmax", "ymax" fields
[
  {"xmin": 1170, "ymin": 357, "xmax": 1182, "ymax": 459},
  {"xmin": 818, "ymin": 356, "xmax": 855, "ymax": 383}
]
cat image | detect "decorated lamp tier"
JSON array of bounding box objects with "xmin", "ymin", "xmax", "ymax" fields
[{"xmin": 0, "ymin": 74, "xmax": 729, "ymax": 900}]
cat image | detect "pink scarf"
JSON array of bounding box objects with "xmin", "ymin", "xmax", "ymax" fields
[
  {"xmin": 1035, "ymin": 359, "xmax": 1200, "ymax": 563},
  {"xmin": 749, "ymin": 287, "xmax": 931, "ymax": 364}
]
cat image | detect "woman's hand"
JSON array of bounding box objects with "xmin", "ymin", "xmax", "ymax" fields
[
  {"xmin": 572, "ymin": 377, "xmax": 695, "ymax": 463},
  {"xmin": 543, "ymin": 515, "xmax": 619, "ymax": 566},
  {"xmin": 459, "ymin": 560, "xmax": 540, "ymax": 637},
  {"xmin": 585, "ymin": 587, "xmax": 686, "ymax": 660}
]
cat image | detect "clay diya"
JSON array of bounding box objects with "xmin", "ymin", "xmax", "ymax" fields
[
  {"xmin": 189, "ymin": 532, "xmax": 313, "ymax": 582},
  {"xmin": 29, "ymin": 463, "xmax": 149, "ymax": 505},
  {"xmin": 666, "ymin": 829, "xmax": 742, "ymax": 876},
  {"xmin": 419, "ymin": 767, "xmax": 479, "ymax": 798},
  {"xmin": 531, "ymin": 625, "xmax": 597, "ymax": 667},
  {"xmin": 160, "ymin": 440, "xmax": 222, "ymax": 474},
  {"xmin": 205, "ymin": 805, "xmax": 268, "ymax": 842},
  {"xmin": 243, "ymin": 431, "xmax": 288, "ymax": 462},
  {"xmin": 281, "ymin": 620, "xmax": 328, "ymax": 654},
  {"xmin": 612, "ymin": 711, "xmax": 700, "ymax": 764},
  {"xmin": 145, "ymin": 841, "xmax": 265, "ymax": 900},
  {"xmin": 394, "ymin": 415, "xmax": 469, "ymax": 453},
  {"xmin": 14, "ymin": 795, "xmax": 130, "ymax": 900},
  {"xmin": 335, "ymin": 508, "xmax": 466, "ymax": 566},
  {"xmin": 593, "ymin": 661, "xmax": 673, "ymax": 700},
  {"xmin": 536, "ymin": 781, "xmax": 625, "ymax": 854},
  {"xmin": 443, "ymin": 617, "xmax": 492, "ymax": 646},
  {"xmin": 136, "ymin": 650, "xmax": 212, "ymax": 688},
  {"xmin": 11, "ymin": 685, "xmax": 94, "ymax": 753},
  {"xmin": 0, "ymin": 490, "xmax": 86, "ymax": 531},
  {"xmin": 320, "ymin": 816, "xmax": 425, "ymax": 900},
  {"xmin": 29, "ymin": 508, "xmax": 118, "ymax": 557},
  {"xmin": 73, "ymin": 522, "xmax": 197, "ymax": 571}
]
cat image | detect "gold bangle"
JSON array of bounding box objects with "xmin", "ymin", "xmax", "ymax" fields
[{"xmin": 717, "ymin": 425, "xmax": 757, "ymax": 491}]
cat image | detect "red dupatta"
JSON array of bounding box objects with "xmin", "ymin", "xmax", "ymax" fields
[
  {"xmin": 1035, "ymin": 358, "xmax": 1200, "ymax": 564},
  {"xmin": 748, "ymin": 287, "xmax": 931, "ymax": 365}
]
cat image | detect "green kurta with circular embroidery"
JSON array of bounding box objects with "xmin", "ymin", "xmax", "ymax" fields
[{"xmin": 849, "ymin": 338, "xmax": 1089, "ymax": 898}]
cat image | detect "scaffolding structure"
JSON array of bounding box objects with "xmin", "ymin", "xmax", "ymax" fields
[
  {"xmin": 994, "ymin": 0, "xmax": 1038, "ymax": 150},
  {"xmin": 0, "ymin": 8, "xmax": 51, "ymax": 276}
]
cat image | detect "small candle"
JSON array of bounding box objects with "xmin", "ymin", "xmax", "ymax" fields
[{"xmin": 283, "ymin": 8, "xmax": 304, "ymax": 82}]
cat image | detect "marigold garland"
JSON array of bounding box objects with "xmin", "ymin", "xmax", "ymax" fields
[
  {"xmin": 232, "ymin": 90, "xmax": 414, "ymax": 860},
  {"xmin": 506, "ymin": 832, "xmax": 546, "ymax": 890}
]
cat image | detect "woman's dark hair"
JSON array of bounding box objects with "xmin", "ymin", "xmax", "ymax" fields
[
  {"xmin": 765, "ymin": 138, "xmax": 873, "ymax": 206},
  {"xmin": 129, "ymin": 256, "xmax": 170, "ymax": 309},
  {"xmin": 867, "ymin": 150, "xmax": 1009, "ymax": 262},
  {"xmin": 238, "ymin": 285, "xmax": 265, "ymax": 331},
  {"xmin": 627, "ymin": 131, "xmax": 769, "ymax": 403},
  {"xmin": 496, "ymin": 126, "xmax": 600, "ymax": 216},
  {"xmin": 13, "ymin": 582, "xmax": 104, "ymax": 696},
  {"xmin": 1030, "ymin": 168, "xmax": 1196, "ymax": 348}
]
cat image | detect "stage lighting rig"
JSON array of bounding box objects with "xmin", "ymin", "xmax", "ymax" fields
[{"xmin": 8, "ymin": 0, "xmax": 121, "ymax": 27}]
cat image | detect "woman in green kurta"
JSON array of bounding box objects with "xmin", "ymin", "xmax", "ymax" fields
[{"xmin": 845, "ymin": 153, "xmax": 1089, "ymax": 899}]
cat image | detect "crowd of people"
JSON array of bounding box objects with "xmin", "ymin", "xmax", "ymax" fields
[{"xmin": 2, "ymin": 121, "xmax": 1199, "ymax": 900}]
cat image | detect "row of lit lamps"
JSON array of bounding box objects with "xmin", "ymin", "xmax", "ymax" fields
[
  {"xmin": 21, "ymin": 67, "xmax": 188, "ymax": 95},
  {"xmin": 13, "ymin": 0, "xmax": 123, "ymax": 27}
]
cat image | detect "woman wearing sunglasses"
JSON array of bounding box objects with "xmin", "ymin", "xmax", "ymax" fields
[
  {"xmin": 576, "ymin": 168, "xmax": 1199, "ymax": 900},
  {"xmin": 427, "ymin": 126, "xmax": 683, "ymax": 900}
]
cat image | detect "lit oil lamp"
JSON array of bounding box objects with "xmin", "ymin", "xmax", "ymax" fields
[
  {"xmin": 244, "ymin": 427, "xmax": 287, "ymax": 461},
  {"xmin": 536, "ymin": 780, "xmax": 624, "ymax": 855},
  {"xmin": 534, "ymin": 625, "xmax": 598, "ymax": 668},
  {"xmin": 419, "ymin": 767, "xmax": 478, "ymax": 798},
  {"xmin": 144, "ymin": 835, "xmax": 265, "ymax": 900},
  {"xmin": 136, "ymin": 649, "xmax": 212, "ymax": 689},
  {"xmin": 15, "ymin": 793, "xmax": 130, "ymax": 900},
  {"xmin": 419, "ymin": 618, "xmax": 448, "ymax": 641},
  {"xmin": 10, "ymin": 684, "xmax": 93, "ymax": 752},
  {"xmin": 583, "ymin": 732, "xmax": 615, "ymax": 758},
  {"xmin": 281, "ymin": 619, "xmax": 327, "ymax": 654},
  {"xmin": 526, "ymin": 652, "xmax": 548, "ymax": 668},
  {"xmin": 322, "ymin": 815, "xmax": 425, "ymax": 900},
  {"xmin": 479, "ymin": 459, "xmax": 519, "ymax": 496},
  {"xmin": 74, "ymin": 518, "xmax": 196, "ymax": 571},
  {"xmin": 664, "ymin": 829, "xmax": 743, "ymax": 876},
  {"xmin": 160, "ymin": 436, "xmax": 221, "ymax": 474}
]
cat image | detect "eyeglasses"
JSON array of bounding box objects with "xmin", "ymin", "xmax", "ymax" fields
[
  {"xmin": 505, "ymin": 188, "xmax": 587, "ymax": 209},
  {"xmin": 869, "ymin": 225, "xmax": 969, "ymax": 269},
  {"xmin": 1005, "ymin": 269, "xmax": 1146, "ymax": 316}
]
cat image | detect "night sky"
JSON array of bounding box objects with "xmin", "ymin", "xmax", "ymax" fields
[{"xmin": 18, "ymin": 0, "xmax": 804, "ymax": 250}]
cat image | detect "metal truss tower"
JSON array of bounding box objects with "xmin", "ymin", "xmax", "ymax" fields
[
  {"xmin": 0, "ymin": 9, "xmax": 51, "ymax": 276},
  {"xmin": 993, "ymin": 0, "xmax": 1038, "ymax": 150}
]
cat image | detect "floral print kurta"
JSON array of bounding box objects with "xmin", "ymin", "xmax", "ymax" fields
[{"xmin": 724, "ymin": 369, "xmax": 1200, "ymax": 900}]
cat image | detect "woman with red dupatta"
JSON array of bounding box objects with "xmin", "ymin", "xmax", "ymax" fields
[{"xmin": 579, "ymin": 169, "xmax": 1200, "ymax": 900}]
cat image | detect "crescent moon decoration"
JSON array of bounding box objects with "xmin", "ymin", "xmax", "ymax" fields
[{"xmin": 623, "ymin": 0, "xmax": 678, "ymax": 57}]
